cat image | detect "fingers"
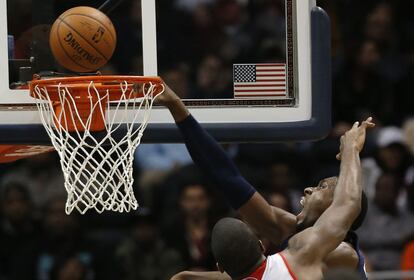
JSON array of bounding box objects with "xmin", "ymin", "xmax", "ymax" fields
[
  {"xmin": 362, "ymin": 117, "xmax": 375, "ymax": 128},
  {"xmin": 352, "ymin": 121, "xmax": 360, "ymax": 129},
  {"xmin": 351, "ymin": 117, "xmax": 375, "ymax": 130}
]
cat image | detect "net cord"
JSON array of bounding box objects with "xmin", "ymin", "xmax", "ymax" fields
[{"xmin": 33, "ymin": 81, "xmax": 163, "ymax": 214}]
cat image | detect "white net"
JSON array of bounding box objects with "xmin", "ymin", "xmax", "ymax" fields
[{"xmin": 32, "ymin": 79, "xmax": 164, "ymax": 214}]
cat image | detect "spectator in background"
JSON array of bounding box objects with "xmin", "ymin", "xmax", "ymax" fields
[
  {"xmin": 192, "ymin": 54, "xmax": 231, "ymax": 99},
  {"xmin": 251, "ymin": 0, "xmax": 286, "ymax": 59},
  {"xmin": 1, "ymin": 153, "xmax": 65, "ymax": 209},
  {"xmin": 135, "ymin": 143, "xmax": 192, "ymax": 205},
  {"xmin": 403, "ymin": 118, "xmax": 414, "ymax": 157},
  {"xmin": 267, "ymin": 162, "xmax": 302, "ymax": 213},
  {"xmin": 266, "ymin": 190, "xmax": 293, "ymax": 213},
  {"xmin": 364, "ymin": 2, "xmax": 396, "ymax": 49},
  {"xmin": 175, "ymin": 0, "xmax": 214, "ymax": 12},
  {"xmin": 214, "ymin": 0, "xmax": 252, "ymax": 63},
  {"xmin": 375, "ymin": 128, "xmax": 411, "ymax": 178},
  {"xmin": 363, "ymin": 1, "xmax": 407, "ymax": 85},
  {"xmin": 49, "ymin": 257, "xmax": 89, "ymax": 280},
  {"xmin": 358, "ymin": 173, "xmax": 414, "ymax": 270},
  {"xmin": 164, "ymin": 182, "xmax": 216, "ymax": 270},
  {"xmin": 110, "ymin": 0, "xmax": 143, "ymax": 74},
  {"xmin": 405, "ymin": 174, "xmax": 414, "ymax": 214},
  {"xmin": 0, "ymin": 182, "xmax": 39, "ymax": 280},
  {"xmin": 188, "ymin": 4, "xmax": 219, "ymax": 60},
  {"xmin": 334, "ymin": 39, "xmax": 395, "ymax": 124},
  {"xmin": 115, "ymin": 208, "xmax": 184, "ymax": 280},
  {"xmin": 402, "ymin": 119, "xmax": 414, "ymax": 213},
  {"xmin": 362, "ymin": 127, "xmax": 412, "ymax": 209},
  {"xmin": 37, "ymin": 196, "xmax": 95, "ymax": 280},
  {"xmin": 135, "ymin": 143, "xmax": 192, "ymax": 175}
]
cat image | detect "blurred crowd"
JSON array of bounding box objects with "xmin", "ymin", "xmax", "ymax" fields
[{"xmin": 3, "ymin": 0, "xmax": 414, "ymax": 279}]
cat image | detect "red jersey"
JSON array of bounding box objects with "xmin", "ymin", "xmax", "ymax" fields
[{"xmin": 242, "ymin": 253, "xmax": 298, "ymax": 280}]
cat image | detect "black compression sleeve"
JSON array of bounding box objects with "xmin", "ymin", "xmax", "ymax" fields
[{"xmin": 176, "ymin": 115, "xmax": 256, "ymax": 209}]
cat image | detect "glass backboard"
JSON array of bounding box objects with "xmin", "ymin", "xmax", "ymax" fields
[{"xmin": 0, "ymin": 0, "xmax": 331, "ymax": 144}]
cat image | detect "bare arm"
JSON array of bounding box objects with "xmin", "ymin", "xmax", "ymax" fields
[
  {"xmin": 324, "ymin": 242, "xmax": 359, "ymax": 268},
  {"xmin": 158, "ymin": 84, "xmax": 296, "ymax": 243},
  {"xmin": 288, "ymin": 119, "xmax": 374, "ymax": 263},
  {"xmin": 239, "ymin": 193, "xmax": 296, "ymax": 242},
  {"xmin": 171, "ymin": 271, "xmax": 231, "ymax": 280}
]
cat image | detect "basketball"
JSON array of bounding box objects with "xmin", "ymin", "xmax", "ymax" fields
[{"xmin": 49, "ymin": 6, "xmax": 117, "ymax": 73}]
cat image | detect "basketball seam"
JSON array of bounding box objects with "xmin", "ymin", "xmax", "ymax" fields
[
  {"xmin": 59, "ymin": 18, "xmax": 110, "ymax": 61},
  {"xmin": 56, "ymin": 19, "xmax": 97, "ymax": 72},
  {"xmin": 61, "ymin": 13, "xmax": 116, "ymax": 43}
]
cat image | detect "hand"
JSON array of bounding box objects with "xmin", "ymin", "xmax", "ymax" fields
[
  {"xmin": 336, "ymin": 117, "xmax": 375, "ymax": 160},
  {"xmin": 154, "ymin": 81, "xmax": 181, "ymax": 107},
  {"xmin": 155, "ymin": 80, "xmax": 190, "ymax": 122}
]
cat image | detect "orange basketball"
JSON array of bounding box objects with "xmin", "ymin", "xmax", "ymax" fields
[{"xmin": 49, "ymin": 6, "xmax": 117, "ymax": 73}]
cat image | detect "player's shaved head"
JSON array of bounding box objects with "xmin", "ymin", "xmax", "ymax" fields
[{"xmin": 211, "ymin": 218, "xmax": 264, "ymax": 278}]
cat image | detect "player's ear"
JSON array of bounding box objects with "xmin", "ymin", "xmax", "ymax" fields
[
  {"xmin": 216, "ymin": 263, "xmax": 224, "ymax": 273},
  {"xmin": 259, "ymin": 240, "xmax": 265, "ymax": 253}
]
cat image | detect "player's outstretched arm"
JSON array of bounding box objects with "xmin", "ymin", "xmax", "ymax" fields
[
  {"xmin": 170, "ymin": 271, "xmax": 231, "ymax": 280},
  {"xmin": 287, "ymin": 118, "xmax": 374, "ymax": 264},
  {"xmin": 157, "ymin": 83, "xmax": 296, "ymax": 242}
]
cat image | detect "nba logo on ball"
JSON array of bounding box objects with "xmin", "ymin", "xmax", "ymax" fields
[
  {"xmin": 49, "ymin": 6, "xmax": 117, "ymax": 73},
  {"xmin": 92, "ymin": 27, "xmax": 105, "ymax": 43}
]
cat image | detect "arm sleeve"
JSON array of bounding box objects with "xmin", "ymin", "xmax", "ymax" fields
[{"xmin": 176, "ymin": 115, "xmax": 256, "ymax": 209}]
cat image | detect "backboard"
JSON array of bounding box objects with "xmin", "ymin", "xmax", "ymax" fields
[{"xmin": 0, "ymin": 0, "xmax": 331, "ymax": 144}]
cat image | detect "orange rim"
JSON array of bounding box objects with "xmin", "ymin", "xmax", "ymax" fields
[{"xmin": 29, "ymin": 75, "xmax": 164, "ymax": 101}]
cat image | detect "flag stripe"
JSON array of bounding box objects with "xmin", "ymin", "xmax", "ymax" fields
[
  {"xmin": 256, "ymin": 74, "xmax": 286, "ymax": 77},
  {"xmin": 233, "ymin": 63, "xmax": 287, "ymax": 98},
  {"xmin": 256, "ymin": 69, "xmax": 286, "ymax": 72},
  {"xmin": 235, "ymin": 94, "xmax": 286, "ymax": 97},
  {"xmin": 256, "ymin": 67, "xmax": 286, "ymax": 70},
  {"xmin": 254, "ymin": 63, "xmax": 286, "ymax": 67},
  {"xmin": 235, "ymin": 84, "xmax": 286, "ymax": 87},
  {"xmin": 256, "ymin": 77, "xmax": 286, "ymax": 82},
  {"xmin": 257, "ymin": 72, "xmax": 286, "ymax": 75},
  {"xmin": 236, "ymin": 81, "xmax": 286, "ymax": 84},
  {"xmin": 235, "ymin": 89, "xmax": 286, "ymax": 91},
  {"xmin": 234, "ymin": 89, "xmax": 287, "ymax": 93}
]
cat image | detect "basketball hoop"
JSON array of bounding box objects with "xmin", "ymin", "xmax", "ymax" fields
[{"xmin": 29, "ymin": 75, "xmax": 165, "ymax": 214}]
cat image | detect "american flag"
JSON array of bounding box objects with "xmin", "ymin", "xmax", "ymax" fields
[{"xmin": 233, "ymin": 63, "xmax": 287, "ymax": 98}]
